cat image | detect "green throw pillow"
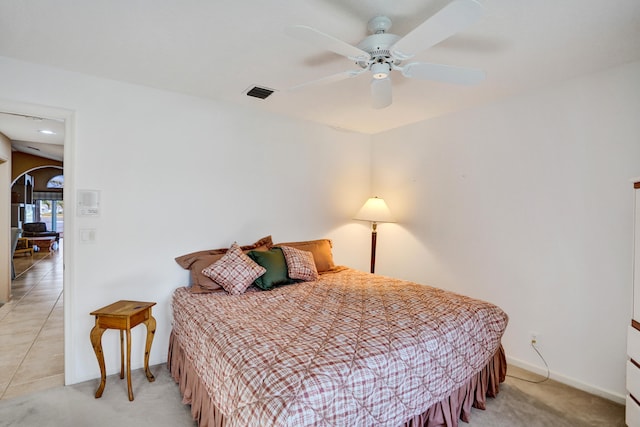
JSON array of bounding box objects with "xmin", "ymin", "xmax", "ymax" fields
[{"xmin": 247, "ymin": 248, "xmax": 292, "ymax": 290}]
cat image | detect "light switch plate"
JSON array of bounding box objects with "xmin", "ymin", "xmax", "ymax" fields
[{"xmin": 80, "ymin": 228, "xmax": 96, "ymax": 242}]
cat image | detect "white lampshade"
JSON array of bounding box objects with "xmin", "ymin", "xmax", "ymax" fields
[{"xmin": 354, "ymin": 197, "xmax": 395, "ymax": 223}]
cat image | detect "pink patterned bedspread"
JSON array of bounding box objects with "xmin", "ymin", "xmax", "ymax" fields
[{"xmin": 171, "ymin": 268, "xmax": 508, "ymax": 427}]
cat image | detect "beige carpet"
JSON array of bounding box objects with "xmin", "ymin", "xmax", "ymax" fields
[
  {"xmin": 0, "ymin": 364, "xmax": 194, "ymax": 427},
  {"xmin": 0, "ymin": 364, "xmax": 624, "ymax": 427}
]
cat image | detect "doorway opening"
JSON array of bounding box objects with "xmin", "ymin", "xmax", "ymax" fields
[{"xmin": 2, "ymin": 107, "xmax": 68, "ymax": 398}]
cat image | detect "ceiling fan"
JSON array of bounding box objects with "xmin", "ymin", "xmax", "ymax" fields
[{"xmin": 285, "ymin": 0, "xmax": 486, "ymax": 109}]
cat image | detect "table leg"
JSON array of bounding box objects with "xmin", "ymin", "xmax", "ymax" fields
[
  {"xmin": 143, "ymin": 315, "xmax": 156, "ymax": 382},
  {"xmin": 90, "ymin": 324, "xmax": 107, "ymax": 398},
  {"xmin": 119, "ymin": 330, "xmax": 124, "ymax": 379},
  {"xmin": 126, "ymin": 328, "xmax": 133, "ymax": 401}
]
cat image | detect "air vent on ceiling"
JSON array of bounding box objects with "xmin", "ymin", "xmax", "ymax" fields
[{"xmin": 245, "ymin": 86, "xmax": 275, "ymax": 100}]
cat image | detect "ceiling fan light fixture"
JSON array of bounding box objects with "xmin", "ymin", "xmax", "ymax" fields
[{"xmin": 371, "ymin": 62, "xmax": 390, "ymax": 80}]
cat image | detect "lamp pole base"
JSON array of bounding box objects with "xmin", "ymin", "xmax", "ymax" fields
[{"xmin": 370, "ymin": 224, "xmax": 378, "ymax": 274}]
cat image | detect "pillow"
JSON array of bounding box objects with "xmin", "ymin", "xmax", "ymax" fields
[
  {"xmin": 247, "ymin": 248, "xmax": 293, "ymax": 290},
  {"xmin": 175, "ymin": 235, "xmax": 273, "ymax": 269},
  {"xmin": 189, "ymin": 253, "xmax": 226, "ymax": 293},
  {"xmin": 174, "ymin": 236, "xmax": 272, "ymax": 293},
  {"xmin": 275, "ymin": 239, "xmax": 336, "ymax": 273},
  {"xmin": 201, "ymin": 242, "xmax": 266, "ymax": 295},
  {"xmin": 279, "ymin": 245, "xmax": 319, "ymax": 282}
]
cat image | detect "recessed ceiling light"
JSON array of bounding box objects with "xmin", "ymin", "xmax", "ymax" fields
[{"xmin": 38, "ymin": 129, "xmax": 56, "ymax": 135}]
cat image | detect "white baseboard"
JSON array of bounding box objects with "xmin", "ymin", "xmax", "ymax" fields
[{"xmin": 506, "ymin": 356, "xmax": 626, "ymax": 405}]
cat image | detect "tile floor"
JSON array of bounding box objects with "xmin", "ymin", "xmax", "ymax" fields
[{"xmin": 0, "ymin": 240, "xmax": 63, "ymax": 400}]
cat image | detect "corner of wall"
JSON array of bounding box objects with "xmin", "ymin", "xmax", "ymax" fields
[{"xmin": 0, "ymin": 132, "xmax": 13, "ymax": 302}]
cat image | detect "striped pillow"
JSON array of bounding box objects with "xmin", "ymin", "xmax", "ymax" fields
[{"xmin": 202, "ymin": 242, "xmax": 266, "ymax": 295}]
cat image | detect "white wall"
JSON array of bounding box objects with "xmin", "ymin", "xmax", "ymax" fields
[
  {"xmin": 371, "ymin": 60, "xmax": 640, "ymax": 401},
  {"xmin": 0, "ymin": 56, "xmax": 372, "ymax": 384},
  {"xmin": 0, "ymin": 132, "xmax": 11, "ymax": 302},
  {"xmin": 5, "ymin": 50, "xmax": 636, "ymax": 400}
]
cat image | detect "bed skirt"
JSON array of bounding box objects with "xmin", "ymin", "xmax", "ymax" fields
[{"xmin": 168, "ymin": 330, "xmax": 506, "ymax": 427}]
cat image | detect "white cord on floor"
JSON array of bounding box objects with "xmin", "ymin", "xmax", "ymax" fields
[{"xmin": 506, "ymin": 341, "xmax": 550, "ymax": 384}]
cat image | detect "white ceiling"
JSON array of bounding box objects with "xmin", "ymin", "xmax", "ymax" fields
[
  {"xmin": 0, "ymin": 112, "xmax": 64, "ymax": 161},
  {"xmin": 0, "ymin": 0, "xmax": 639, "ymax": 136}
]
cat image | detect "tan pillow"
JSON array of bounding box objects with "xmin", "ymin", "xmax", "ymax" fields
[
  {"xmin": 175, "ymin": 248, "xmax": 226, "ymax": 270},
  {"xmin": 189, "ymin": 253, "xmax": 225, "ymax": 293},
  {"xmin": 275, "ymin": 239, "xmax": 336, "ymax": 273},
  {"xmin": 174, "ymin": 236, "xmax": 273, "ymax": 293},
  {"xmin": 175, "ymin": 235, "xmax": 273, "ymax": 269}
]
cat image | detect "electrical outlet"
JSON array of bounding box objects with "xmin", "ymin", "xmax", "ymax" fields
[{"xmin": 530, "ymin": 332, "xmax": 539, "ymax": 345}]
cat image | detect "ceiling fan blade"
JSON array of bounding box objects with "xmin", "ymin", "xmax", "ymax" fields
[
  {"xmin": 390, "ymin": 0, "xmax": 484, "ymax": 60},
  {"xmin": 289, "ymin": 69, "xmax": 367, "ymax": 91},
  {"xmin": 285, "ymin": 25, "xmax": 371, "ymax": 61},
  {"xmin": 371, "ymin": 78, "xmax": 392, "ymax": 109},
  {"xmin": 401, "ymin": 62, "xmax": 485, "ymax": 85}
]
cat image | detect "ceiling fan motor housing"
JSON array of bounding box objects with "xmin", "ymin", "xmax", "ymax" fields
[{"xmin": 356, "ymin": 32, "xmax": 401, "ymax": 72}]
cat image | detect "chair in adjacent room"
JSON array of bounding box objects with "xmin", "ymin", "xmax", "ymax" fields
[
  {"xmin": 10, "ymin": 227, "xmax": 21, "ymax": 280},
  {"xmin": 21, "ymin": 222, "xmax": 60, "ymax": 242}
]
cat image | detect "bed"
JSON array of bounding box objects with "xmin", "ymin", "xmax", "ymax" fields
[{"xmin": 169, "ymin": 237, "xmax": 508, "ymax": 427}]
